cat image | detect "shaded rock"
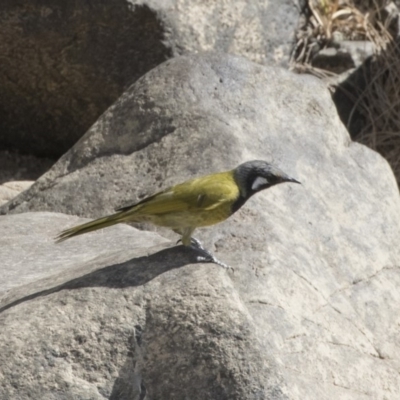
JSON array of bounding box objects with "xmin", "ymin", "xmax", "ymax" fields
[
  {"xmin": 312, "ymin": 41, "xmax": 376, "ymax": 74},
  {"xmin": 1, "ymin": 53, "xmax": 400, "ymax": 399},
  {"xmin": 0, "ymin": 0, "xmax": 300, "ymax": 158},
  {"xmin": 312, "ymin": 46, "xmax": 356, "ymax": 73},
  {"xmin": 0, "ymin": 150, "xmax": 54, "ymax": 205},
  {"xmin": 332, "ymin": 36, "xmax": 400, "ymax": 187},
  {"xmin": 0, "ymin": 150, "xmax": 54, "ymax": 184},
  {"xmin": 0, "ymin": 2, "xmax": 170, "ymax": 159}
]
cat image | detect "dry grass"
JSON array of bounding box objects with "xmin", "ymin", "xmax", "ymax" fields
[
  {"xmin": 291, "ymin": 0, "xmax": 400, "ymax": 185},
  {"xmin": 351, "ymin": 40, "xmax": 400, "ymax": 177},
  {"xmin": 292, "ymin": 0, "xmax": 393, "ymax": 67}
]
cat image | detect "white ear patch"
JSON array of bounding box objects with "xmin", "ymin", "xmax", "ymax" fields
[{"xmin": 251, "ymin": 176, "xmax": 269, "ymax": 191}]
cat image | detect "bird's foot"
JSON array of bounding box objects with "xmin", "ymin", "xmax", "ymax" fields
[
  {"xmin": 189, "ymin": 238, "xmax": 233, "ymax": 271},
  {"xmin": 189, "ymin": 237, "xmax": 205, "ymax": 250}
]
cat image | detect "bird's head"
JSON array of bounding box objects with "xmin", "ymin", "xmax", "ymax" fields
[{"xmin": 233, "ymin": 160, "xmax": 300, "ymax": 199}]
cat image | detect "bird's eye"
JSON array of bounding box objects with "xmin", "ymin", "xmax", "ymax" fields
[{"xmin": 251, "ymin": 176, "xmax": 269, "ymax": 191}]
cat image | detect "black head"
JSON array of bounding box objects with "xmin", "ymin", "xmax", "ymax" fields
[{"xmin": 233, "ymin": 160, "xmax": 300, "ymax": 200}]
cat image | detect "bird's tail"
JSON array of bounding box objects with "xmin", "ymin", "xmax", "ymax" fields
[{"xmin": 55, "ymin": 211, "xmax": 126, "ymax": 243}]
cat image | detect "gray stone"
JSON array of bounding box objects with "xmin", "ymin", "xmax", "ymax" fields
[
  {"xmin": 0, "ymin": 150, "xmax": 53, "ymax": 184},
  {"xmin": 1, "ymin": 53, "xmax": 400, "ymax": 399},
  {"xmin": 0, "ymin": 212, "xmax": 285, "ymax": 400},
  {"xmin": 0, "ymin": 212, "xmax": 168, "ymax": 300},
  {"xmin": 0, "ymin": 181, "xmax": 33, "ymax": 207},
  {"xmin": 313, "ymin": 41, "xmax": 376, "ymax": 73},
  {"xmin": 0, "ymin": 0, "xmax": 300, "ymax": 158},
  {"xmin": 149, "ymin": 0, "xmax": 300, "ymax": 66},
  {"xmin": 0, "ymin": 52, "xmax": 331, "ymax": 222}
]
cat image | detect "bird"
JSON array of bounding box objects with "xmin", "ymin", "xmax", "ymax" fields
[{"xmin": 56, "ymin": 160, "xmax": 300, "ymax": 268}]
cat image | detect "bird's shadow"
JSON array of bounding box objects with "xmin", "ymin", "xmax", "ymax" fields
[{"xmin": 0, "ymin": 245, "xmax": 204, "ymax": 314}]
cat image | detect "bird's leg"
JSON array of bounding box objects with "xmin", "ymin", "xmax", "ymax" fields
[{"xmin": 189, "ymin": 237, "xmax": 232, "ymax": 270}]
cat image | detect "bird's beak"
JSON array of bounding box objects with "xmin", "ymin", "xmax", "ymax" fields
[{"xmin": 286, "ymin": 176, "xmax": 301, "ymax": 184}]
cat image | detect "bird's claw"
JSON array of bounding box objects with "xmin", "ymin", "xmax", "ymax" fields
[
  {"xmin": 190, "ymin": 237, "xmax": 205, "ymax": 250},
  {"xmin": 189, "ymin": 238, "xmax": 233, "ymax": 271},
  {"xmin": 176, "ymin": 236, "xmax": 233, "ymax": 271},
  {"xmin": 195, "ymin": 254, "xmax": 232, "ymax": 270}
]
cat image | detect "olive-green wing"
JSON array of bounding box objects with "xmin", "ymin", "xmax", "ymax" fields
[
  {"xmin": 115, "ymin": 189, "xmax": 171, "ymax": 212},
  {"xmin": 118, "ymin": 171, "xmax": 240, "ymax": 217}
]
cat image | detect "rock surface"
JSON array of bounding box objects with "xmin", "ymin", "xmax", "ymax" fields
[
  {"xmin": 0, "ymin": 181, "xmax": 33, "ymax": 207},
  {"xmin": 312, "ymin": 41, "xmax": 376, "ymax": 74},
  {"xmin": 0, "ymin": 150, "xmax": 54, "ymax": 206},
  {"xmin": 0, "ymin": 150, "xmax": 53, "ymax": 184},
  {"xmin": 1, "ymin": 53, "xmax": 400, "ymax": 399},
  {"xmin": 0, "ymin": 0, "xmax": 300, "ymax": 158},
  {"xmin": 0, "ymin": 52, "xmax": 329, "ymax": 221},
  {"xmin": 0, "ymin": 212, "xmax": 284, "ymax": 400}
]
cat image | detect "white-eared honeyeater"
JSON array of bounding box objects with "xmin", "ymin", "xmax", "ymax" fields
[{"xmin": 56, "ymin": 160, "xmax": 300, "ymax": 268}]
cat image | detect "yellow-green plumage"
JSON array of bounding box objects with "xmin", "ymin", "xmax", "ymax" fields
[
  {"xmin": 56, "ymin": 160, "xmax": 300, "ymax": 254},
  {"xmin": 57, "ymin": 171, "xmax": 240, "ymax": 245}
]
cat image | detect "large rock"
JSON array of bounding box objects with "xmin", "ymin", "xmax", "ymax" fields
[
  {"xmin": 0, "ymin": 0, "xmax": 300, "ymax": 158},
  {"xmin": 0, "ymin": 2, "xmax": 170, "ymax": 158},
  {"xmin": 0, "ymin": 212, "xmax": 284, "ymax": 400},
  {"xmin": 1, "ymin": 53, "xmax": 400, "ymax": 399},
  {"xmin": 0, "ymin": 52, "xmax": 327, "ymax": 220}
]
